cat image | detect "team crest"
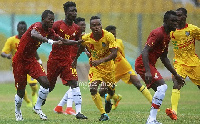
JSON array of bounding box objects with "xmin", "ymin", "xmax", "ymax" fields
[
  {"xmin": 185, "ymin": 31, "xmax": 190, "ymax": 36},
  {"xmin": 102, "ymin": 42, "xmax": 106, "ymax": 47}
]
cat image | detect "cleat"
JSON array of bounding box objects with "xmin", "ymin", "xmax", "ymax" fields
[
  {"xmin": 33, "ymin": 106, "xmax": 47, "ymax": 120},
  {"xmin": 146, "ymin": 120, "xmax": 162, "ymax": 124},
  {"xmin": 105, "ymin": 100, "xmax": 112, "ymax": 113},
  {"xmin": 99, "ymin": 113, "xmax": 109, "ymax": 121},
  {"xmin": 76, "ymin": 112, "xmax": 88, "ymax": 119},
  {"xmin": 32, "ymin": 94, "xmax": 38, "ymax": 106},
  {"xmin": 64, "ymin": 107, "xmax": 76, "ymax": 115},
  {"xmin": 26, "ymin": 102, "xmax": 33, "ymax": 107},
  {"xmin": 54, "ymin": 106, "xmax": 63, "ymax": 114},
  {"xmin": 112, "ymin": 94, "xmax": 122, "ymax": 110},
  {"xmin": 15, "ymin": 111, "xmax": 23, "ymax": 121},
  {"xmin": 165, "ymin": 108, "xmax": 177, "ymax": 120}
]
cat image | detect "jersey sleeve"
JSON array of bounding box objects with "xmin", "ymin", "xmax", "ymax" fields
[
  {"xmin": 190, "ymin": 25, "xmax": 200, "ymax": 40},
  {"xmin": 1, "ymin": 37, "xmax": 12, "ymax": 54}
]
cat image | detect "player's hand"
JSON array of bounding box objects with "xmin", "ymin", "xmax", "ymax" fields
[
  {"xmin": 7, "ymin": 54, "xmax": 12, "ymax": 59},
  {"xmin": 77, "ymin": 39, "xmax": 84, "ymax": 44},
  {"xmin": 174, "ymin": 74, "xmax": 185, "ymax": 86},
  {"xmin": 91, "ymin": 60, "xmax": 102, "ymax": 67},
  {"xmin": 145, "ymin": 71, "xmax": 152, "ymax": 85}
]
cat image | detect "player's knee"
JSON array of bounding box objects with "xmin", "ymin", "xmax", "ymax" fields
[{"xmin": 99, "ymin": 89, "xmax": 107, "ymax": 97}]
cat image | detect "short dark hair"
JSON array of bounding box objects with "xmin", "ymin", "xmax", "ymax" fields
[
  {"xmin": 90, "ymin": 16, "xmax": 101, "ymax": 22},
  {"xmin": 63, "ymin": 1, "xmax": 76, "ymax": 12},
  {"xmin": 163, "ymin": 10, "xmax": 177, "ymax": 23},
  {"xmin": 41, "ymin": 10, "xmax": 54, "ymax": 19},
  {"xmin": 74, "ymin": 17, "xmax": 85, "ymax": 24},
  {"xmin": 176, "ymin": 7, "xmax": 187, "ymax": 16},
  {"xmin": 17, "ymin": 21, "xmax": 27, "ymax": 28},
  {"xmin": 105, "ymin": 25, "xmax": 116, "ymax": 31}
]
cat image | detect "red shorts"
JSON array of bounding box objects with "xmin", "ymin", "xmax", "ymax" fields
[
  {"xmin": 135, "ymin": 61, "xmax": 163, "ymax": 89},
  {"xmin": 12, "ymin": 59, "xmax": 46, "ymax": 90},
  {"xmin": 47, "ymin": 59, "xmax": 78, "ymax": 88}
]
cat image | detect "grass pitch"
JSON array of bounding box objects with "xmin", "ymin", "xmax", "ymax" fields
[{"xmin": 0, "ymin": 80, "xmax": 200, "ymax": 124}]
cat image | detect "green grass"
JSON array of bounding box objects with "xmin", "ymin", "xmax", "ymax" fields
[{"xmin": 0, "ymin": 80, "xmax": 200, "ymax": 124}]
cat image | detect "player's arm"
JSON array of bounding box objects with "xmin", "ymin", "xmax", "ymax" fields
[
  {"xmin": 1, "ymin": 39, "xmax": 12, "ymax": 59},
  {"xmin": 160, "ymin": 50, "xmax": 185, "ymax": 85},
  {"xmin": 31, "ymin": 29, "xmax": 61, "ymax": 44},
  {"xmin": 71, "ymin": 44, "xmax": 85, "ymax": 68},
  {"xmin": 91, "ymin": 47, "xmax": 117, "ymax": 67},
  {"xmin": 141, "ymin": 44, "xmax": 152, "ymax": 84}
]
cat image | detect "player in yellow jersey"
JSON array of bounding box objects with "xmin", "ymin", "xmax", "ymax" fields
[
  {"xmin": 166, "ymin": 8, "xmax": 200, "ymax": 120},
  {"xmin": 1, "ymin": 21, "xmax": 40, "ymax": 107},
  {"xmin": 73, "ymin": 16, "xmax": 117, "ymax": 121},
  {"xmin": 105, "ymin": 25, "xmax": 152, "ymax": 110}
]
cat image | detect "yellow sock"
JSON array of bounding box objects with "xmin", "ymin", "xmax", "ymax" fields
[
  {"xmin": 106, "ymin": 94, "xmax": 113, "ymax": 101},
  {"xmin": 92, "ymin": 92, "xmax": 105, "ymax": 114},
  {"xmin": 31, "ymin": 84, "xmax": 38, "ymax": 96},
  {"xmin": 23, "ymin": 90, "xmax": 31, "ymax": 103},
  {"xmin": 112, "ymin": 94, "xmax": 118, "ymax": 101},
  {"xmin": 139, "ymin": 85, "xmax": 152, "ymax": 104},
  {"xmin": 171, "ymin": 89, "xmax": 180, "ymax": 114}
]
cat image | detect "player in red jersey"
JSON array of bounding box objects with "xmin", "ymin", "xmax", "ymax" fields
[
  {"xmin": 47, "ymin": 1, "xmax": 87, "ymax": 119},
  {"xmin": 135, "ymin": 10, "xmax": 185, "ymax": 124},
  {"xmin": 12, "ymin": 10, "xmax": 81, "ymax": 121},
  {"xmin": 55, "ymin": 16, "xmax": 87, "ymax": 116}
]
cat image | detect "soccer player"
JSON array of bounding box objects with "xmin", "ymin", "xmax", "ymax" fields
[
  {"xmin": 73, "ymin": 16, "xmax": 118, "ymax": 121},
  {"xmin": 135, "ymin": 10, "xmax": 185, "ymax": 124},
  {"xmin": 1, "ymin": 21, "xmax": 40, "ymax": 107},
  {"xmin": 55, "ymin": 16, "xmax": 87, "ymax": 116},
  {"xmin": 105, "ymin": 25, "xmax": 152, "ymax": 110},
  {"xmin": 47, "ymin": 1, "xmax": 87, "ymax": 119},
  {"xmin": 12, "ymin": 10, "xmax": 80, "ymax": 121},
  {"xmin": 166, "ymin": 8, "xmax": 200, "ymax": 120}
]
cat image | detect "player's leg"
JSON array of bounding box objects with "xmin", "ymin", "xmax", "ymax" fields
[
  {"xmin": 146, "ymin": 79, "xmax": 167, "ymax": 124},
  {"xmin": 29, "ymin": 61, "xmax": 49, "ymax": 120},
  {"xmin": 90, "ymin": 80, "xmax": 108, "ymax": 121},
  {"xmin": 129, "ymin": 75, "xmax": 152, "ymax": 103},
  {"xmin": 27, "ymin": 74, "xmax": 38, "ymax": 106},
  {"xmin": 65, "ymin": 87, "xmax": 76, "ymax": 115},
  {"xmin": 67, "ymin": 80, "xmax": 87, "ymax": 119},
  {"xmin": 13, "ymin": 61, "xmax": 27, "ymax": 121}
]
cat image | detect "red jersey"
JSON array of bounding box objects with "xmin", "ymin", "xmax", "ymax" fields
[
  {"xmin": 13, "ymin": 22, "xmax": 59, "ymax": 62},
  {"xmin": 136, "ymin": 26, "xmax": 170, "ymax": 66},
  {"xmin": 49, "ymin": 20, "xmax": 81, "ymax": 60}
]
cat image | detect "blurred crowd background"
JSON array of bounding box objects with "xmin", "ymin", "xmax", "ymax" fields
[{"xmin": 0, "ymin": 0, "xmax": 200, "ymax": 81}]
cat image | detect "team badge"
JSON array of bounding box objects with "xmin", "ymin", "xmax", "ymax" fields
[
  {"xmin": 102, "ymin": 42, "xmax": 106, "ymax": 47},
  {"xmin": 154, "ymin": 73, "xmax": 159, "ymax": 79},
  {"xmin": 185, "ymin": 31, "xmax": 190, "ymax": 36}
]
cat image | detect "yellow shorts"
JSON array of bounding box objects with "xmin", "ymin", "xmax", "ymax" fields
[
  {"xmin": 115, "ymin": 69, "xmax": 136, "ymax": 84},
  {"xmin": 27, "ymin": 74, "xmax": 37, "ymax": 84},
  {"xmin": 88, "ymin": 66, "xmax": 115, "ymax": 90},
  {"xmin": 174, "ymin": 64, "xmax": 200, "ymax": 86}
]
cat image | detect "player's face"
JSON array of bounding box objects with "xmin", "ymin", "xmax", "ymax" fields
[
  {"xmin": 90, "ymin": 19, "xmax": 102, "ymax": 35},
  {"xmin": 43, "ymin": 13, "xmax": 55, "ymax": 29},
  {"xmin": 109, "ymin": 30, "xmax": 116, "ymax": 38},
  {"xmin": 65, "ymin": 6, "xmax": 77, "ymax": 21},
  {"xmin": 166, "ymin": 14, "xmax": 177, "ymax": 31},
  {"xmin": 176, "ymin": 10, "xmax": 186, "ymax": 24},
  {"xmin": 77, "ymin": 21, "xmax": 86, "ymax": 33},
  {"xmin": 17, "ymin": 24, "xmax": 27, "ymax": 37}
]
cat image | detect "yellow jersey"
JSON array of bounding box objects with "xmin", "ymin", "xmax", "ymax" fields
[
  {"xmin": 82, "ymin": 29, "xmax": 116, "ymax": 83},
  {"xmin": 170, "ymin": 24, "xmax": 200, "ymax": 66},
  {"xmin": 1, "ymin": 35, "xmax": 19, "ymax": 57}
]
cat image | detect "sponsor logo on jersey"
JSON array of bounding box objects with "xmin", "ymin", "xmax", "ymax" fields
[
  {"xmin": 102, "ymin": 42, "xmax": 106, "ymax": 47},
  {"xmin": 185, "ymin": 31, "xmax": 190, "ymax": 36}
]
